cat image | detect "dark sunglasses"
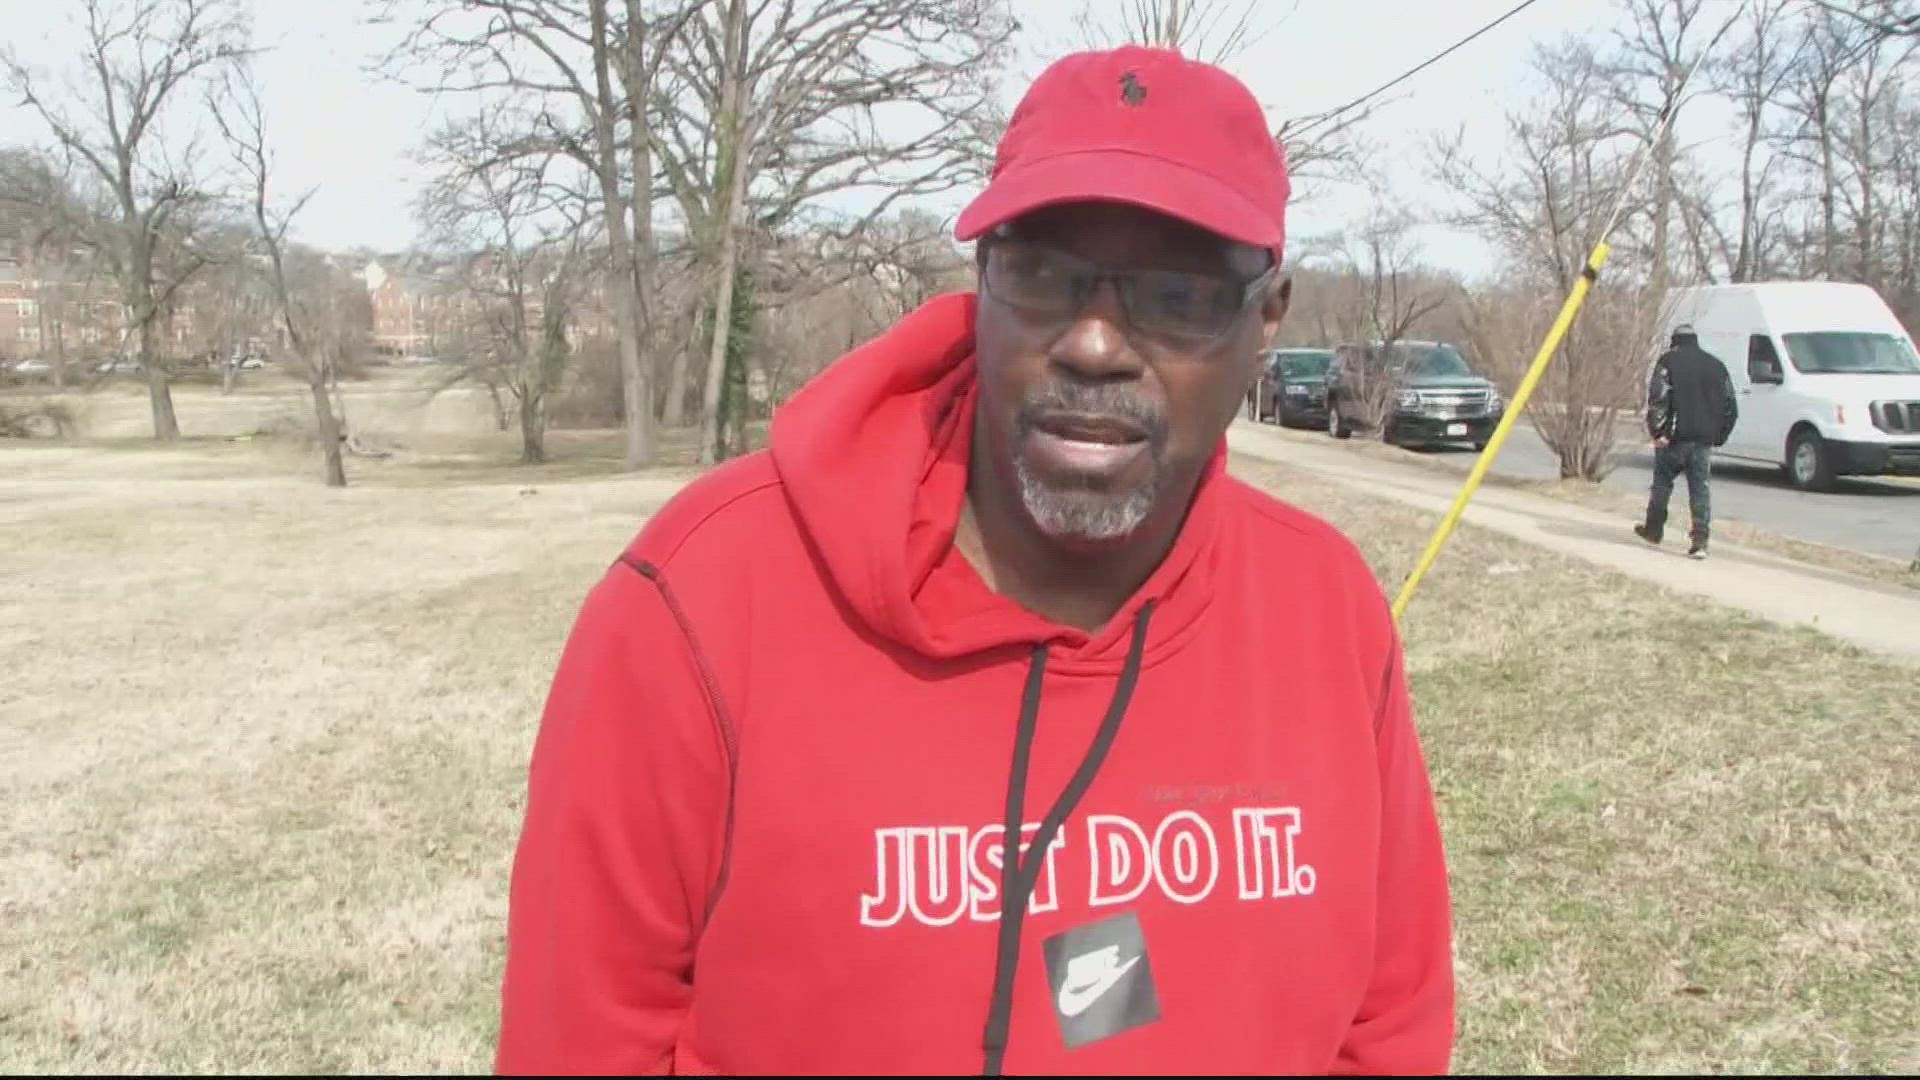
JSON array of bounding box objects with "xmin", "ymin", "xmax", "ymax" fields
[{"xmin": 982, "ymin": 238, "xmax": 1276, "ymax": 344}]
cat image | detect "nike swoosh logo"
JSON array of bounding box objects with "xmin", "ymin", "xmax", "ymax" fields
[{"xmin": 1056, "ymin": 955, "xmax": 1142, "ymax": 1018}]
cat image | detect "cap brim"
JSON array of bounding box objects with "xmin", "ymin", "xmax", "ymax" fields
[{"xmin": 954, "ymin": 148, "xmax": 1283, "ymax": 254}]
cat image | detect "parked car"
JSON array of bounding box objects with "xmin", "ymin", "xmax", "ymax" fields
[
  {"xmin": 1256, "ymin": 347, "xmax": 1335, "ymax": 428},
  {"xmin": 1324, "ymin": 340, "xmax": 1504, "ymax": 450},
  {"xmin": 1663, "ymin": 281, "xmax": 1920, "ymax": 490}
]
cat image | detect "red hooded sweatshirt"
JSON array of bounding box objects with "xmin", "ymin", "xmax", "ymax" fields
[{"xmin": 494, "ymin": 292, "xmax": 1455, "ymax": 1075}]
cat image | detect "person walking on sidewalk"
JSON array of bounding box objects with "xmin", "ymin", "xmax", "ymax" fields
[{"xmin": 1636, "ymin": 324, "xmax": 1738, "ymax": 559}]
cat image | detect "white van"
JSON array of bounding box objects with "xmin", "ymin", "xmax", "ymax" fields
[{"xmin": 1661, "ymin": 281, "xmax": 1920, "ymax": 490}]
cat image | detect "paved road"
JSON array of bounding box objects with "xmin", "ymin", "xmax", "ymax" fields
[
  {"xmin": 1269, "ymin": 419, "xmax": 1920, "ymax": 564},
  {"xmin": 1229, "ymin": 422, "xmax": 1920, "ymax": 663}
]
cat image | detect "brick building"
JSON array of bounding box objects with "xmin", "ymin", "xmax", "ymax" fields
[
  {"xmin": 0, "ymin": 253, "xmax": 125, "ymax": 368},
  {"xmin": 363, "ymin": 255, "xmax": 474, "ymax": 357}
]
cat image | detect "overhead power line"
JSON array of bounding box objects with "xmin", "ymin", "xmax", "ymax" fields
[{"xmin": 1284, "ymin": 0, "xmax": 1550, "ymax": 141}]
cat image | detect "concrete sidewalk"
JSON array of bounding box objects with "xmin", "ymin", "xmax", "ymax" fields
[{"xmin": 1227, "ymin": 419, "xmax": 1920, "ymax": 664}]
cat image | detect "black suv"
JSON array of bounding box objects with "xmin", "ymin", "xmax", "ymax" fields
[
  {"xmin": 1255, "ymin": 347, "xmax": 1335, "ymax": 428},
  {"xmin": 1324, "ymin": 340, "xmax": 1504, "ymax": 450}
]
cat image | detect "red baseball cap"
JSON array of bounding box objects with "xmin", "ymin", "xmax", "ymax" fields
[{"xmin": 955, "ymin": 45, "xmax": 1291, "ymax": 266}]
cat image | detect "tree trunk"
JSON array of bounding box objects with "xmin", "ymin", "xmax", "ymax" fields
[
  {"xmin": 520, "ymin": 389, "xmax": 547, "ymax": 465},
  {"xmin": 132, "ymin": 254, "xmax": 180, "ymax": 440},
  {"xmin": 663, "ymin": 308, "xmax": 694, "ymax": 426},
  {"xmin": 1736, "ymin": 101, "xmax": 1762, "ymax": 281},
  {"xmin": 622, "ymin": 0, "xmax": 664, "ymax": 441},
  {"xmin": 698, "ymin": 226, "xmax": 744, "ymax": 465},
  {"xmin": 1899, "ymin": 145, "xmax": 1920, "ymax": 302},
  {"xmin": 310, "ymin": 372, "xmax": 346, "ymax": 487},
  {"xmin": 143, "ymin": 337, "xmax": 179, "ymax": 440},
  {"xmin": 666, "ymin": 304, "xmax": 706, "ymax": 425},
  {"xmin": 327, "ymin": 360, "xmax": 351, "ymax": 446},
  {"xmin": 53, "ymin": 324, "xmax": 66, "ymax": 392},
  {"xmin": 1855, "ymin": 86, "xmax": 1877, "ymax": 283},
  {"xmin": 1818, "ymin": 97, "xmax": 1839, "ymax": 278},
  {"xmin": 615, "ymin": 278, "xmax": 650, "ymax": 464},
  {"xmin": 697, "ymin": 0, "xmax": 751, "ymax": 466},
  {"xmin": 487, "ymin": 382, "xmax": 510, "ymax": 431},
  {"xmin": 589, "ymin": 0, "xmax": 654, "ymax": 470},
  {"xmin": 662, "ymin": 222, "xmax": 702, "ymax": 430},
  {"xmin": 719, "ymin": 265, "xmax": 755, "ymax": 457},
  {"xmin": 42, "ymin": 296, "xmax": 65, "ymax": 392},
  {"xmin": 1650, "ymin": 117, "xmax": 1675, "ymax": 299}
]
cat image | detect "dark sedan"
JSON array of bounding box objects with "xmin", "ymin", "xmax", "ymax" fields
[{"xmin": 1257, "ymin": 347, "xmax": 1335, "ymax": 428}]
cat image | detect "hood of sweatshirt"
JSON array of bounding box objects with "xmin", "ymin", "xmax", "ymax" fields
[{"xmin": 765, "ymin": 290, "xmax": 1224, "ymax": 671}]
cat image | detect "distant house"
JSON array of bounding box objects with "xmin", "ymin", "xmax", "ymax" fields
[
  {"xmin": 362, "ymin": 256, "xmax": 474, "ymax": 357},
  {"xmin": 0, "ymin": 257, "xmax": 33, "ymax": 360},
  {"xmin": 0, "ymin": 253, "xmax": 124, "ymax": 364}
]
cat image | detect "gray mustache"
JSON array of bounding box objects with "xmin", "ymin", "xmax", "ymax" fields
[{"xmin": 1017, "ymin": 381, "xmax": 1168, "ymax": 440}]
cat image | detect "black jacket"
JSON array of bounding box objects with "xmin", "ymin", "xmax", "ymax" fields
[{"xmin": 1647, "ymin": 335, "xmax": 1738, "ymax": 446}]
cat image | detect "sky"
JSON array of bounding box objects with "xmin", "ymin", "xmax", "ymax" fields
[{"xmin": 0, "ymin": 0, "xmax": 1754, "ymax": 280}]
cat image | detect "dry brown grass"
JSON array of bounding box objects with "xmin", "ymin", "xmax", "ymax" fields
[
  {"xmin": 1, "ymin": 384, "xmax": 1914, "ymax": 1072},
  {"xmin": 0, "ymin": 433, "xmax": 687, "ymax": 1072},
  {"xmin": 1231, "ymin": 457, "xmax": 1919, "ymax": 1074}
]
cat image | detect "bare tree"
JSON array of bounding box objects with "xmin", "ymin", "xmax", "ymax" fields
[
  {"xmin": 690, "ymin": 0, "xmax": 751, "ymax": 463},
  {"xmin": 1814, "ymin": 0, "xmax": 1920, "ymax": 38},
  {"xmin": 1315, "ymin": 210, "xmax": 1447, "ymax": 436},
  {"xmin": 836, "ymin": 209, "xmax": 971, "ymax": 325},
  {"xmin": 1432, "ymin": 38, "xmax": 1657, "ymax": 481},
  {"xmin": 648, "ymin": 0, "xmax": 1014, "ymax": 463},
  {"xmin": 1885, "ymin": 85, "xmax": 1920, "ymax": 320},
  {"xmin": 1069, "ymin": 0, "xmax": 1292, "ymax": 66},
  {"xmin": 1772, "ymin": 8, "xmax": 1868, "ymax": 278},
  {"xmin": 1606, "ymin": 0, "xmax": 1712, "ymax": 297},
  {"xmin": 1432, "ymin": 43, "xmax": 1632, "ymax": 290},
  {"xmin": 0, "ymin": 150, "xmax": 93, "ymax": 390},
  {"xmin": 736, "ymin": 211, "xmax": 968, "ymax": 415},
  {"xmin": 616, "ymin": 0, "xmax": 685, "ymax": 440},
  {"xmin": 374, "ymin": 0, "xmax": 695, "ymax": 469},
  {"xmin": 1707, "ymin": 0, "xmax": 1804, "ymax": 282},
  {"xmin": 185, "ymin": 222, "xmax": 272, "ymax": 395},
  {"xmin": 33, "ymin": 251, "xmax": 82, "ymax": 392},
  {"xmin": 1272, "ymin": 102, "xmax": 1388, "ymax": 200},
  {"xmin": 2, "ymin": 0, "xmax": 249, "ymax": 440},
  {"xmin": 212, "ymin": 63, "xmax": 350, "ymax": 486},
  {"xmin": 1830, "ymin": 31, "xmax": 1917, "ymax": 284},
  {"xmin": 1758, "ymin": 4, "xmax": 1920, "ymax": 322},
  {"xmin": 1459, "ymin": 276, "xmax": 1659, "ymax": 480},
  {"xmin": 418, "ymin": 108, "xmax": 595, "ymax": 465}
]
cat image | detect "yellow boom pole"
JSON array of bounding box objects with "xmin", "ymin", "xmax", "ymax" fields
[{"xmin": 1390, "ymin": 242, "xmax": 1611, "ymax": 621}]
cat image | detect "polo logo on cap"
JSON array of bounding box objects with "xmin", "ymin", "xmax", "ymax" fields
[{"xmin": 1119, "ymin": 71, "xmax": 1147, "ymax": 107}]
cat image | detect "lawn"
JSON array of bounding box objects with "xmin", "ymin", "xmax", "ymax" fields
[{"xmin": 1, "ymin": 412, "xmax": 1915, "ymax": 1072}]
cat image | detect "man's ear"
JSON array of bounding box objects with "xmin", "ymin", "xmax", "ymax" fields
[{"xmin": 1259, "ymin": 274, "xmax": 1292, "ymax": 350}]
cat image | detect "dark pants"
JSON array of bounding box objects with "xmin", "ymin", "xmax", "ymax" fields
[{"xmin": 1645, "ymin": 440, "xmax": 1713, "ymax": 543}]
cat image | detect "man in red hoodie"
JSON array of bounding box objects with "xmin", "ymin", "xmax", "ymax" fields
[{"xmin": 495, "ymin": 44, "xmax": 1454, "ymax": 1076}]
